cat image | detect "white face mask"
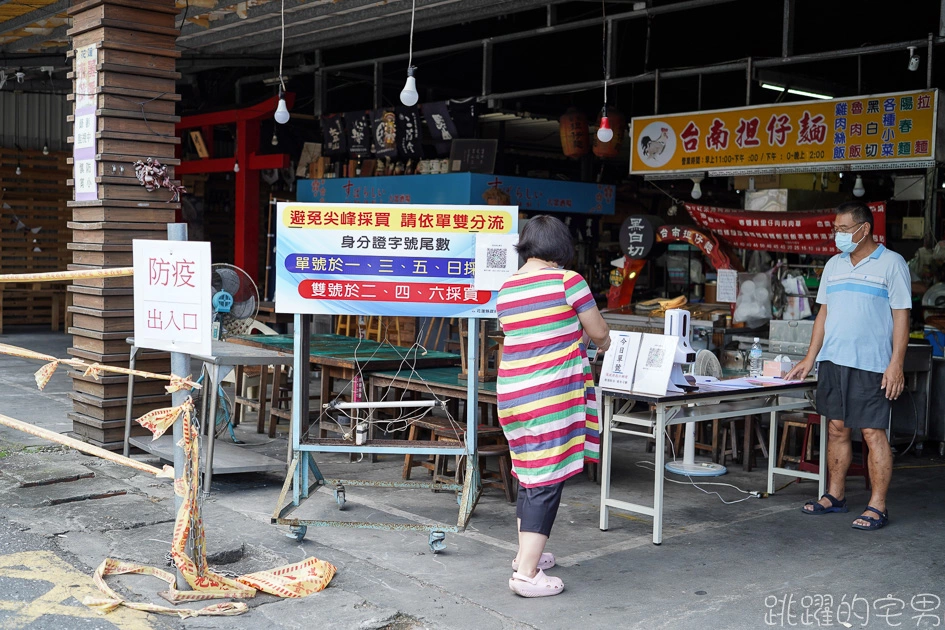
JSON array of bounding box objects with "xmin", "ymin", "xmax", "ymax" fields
[{"xmin": 834, "ymin": 223, "xmax": 866, "ymax": 253}]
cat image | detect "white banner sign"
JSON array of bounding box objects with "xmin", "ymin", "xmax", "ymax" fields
[{"xmin": 133, "ymin": 239, "xmax": 212, "ymax": 356}]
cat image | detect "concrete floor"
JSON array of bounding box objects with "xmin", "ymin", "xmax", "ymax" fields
[{"xmin": 1, "ymin": 329, "xmax": 944, "ymax": 629}]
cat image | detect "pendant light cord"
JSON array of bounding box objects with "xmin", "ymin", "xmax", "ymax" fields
[
  {"xmin": 278, "ymin": 0, "xmax": 286, "ymax": 94},
  {"xmin": 601, "ymin": 0, "xmax": 607, "ymax": 104},
  {"xmin": 408, "ymin": 0, "xmax": 416, "ymax": 70}
]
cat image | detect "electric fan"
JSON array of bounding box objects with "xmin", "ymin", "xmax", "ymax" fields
[
  {"xmin": 210, "ymin": 263, "xmax": 259, "ymax": 340},
  {"xmin": 664, "ymin": 349, "xmax": 727, "ymax": 477}
]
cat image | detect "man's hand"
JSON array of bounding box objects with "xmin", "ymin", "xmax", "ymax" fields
[
  {"xmin": 881, "ymin": 363, "xmax": 905, "ymax": 400},
  {"xmin": 785, "ymin": 357, "xmax": 815, "ymax": 381}
]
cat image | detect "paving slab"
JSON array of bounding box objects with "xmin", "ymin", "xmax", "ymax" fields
[
  {"xmin": 0, "ymin": 453, "xmax": 95, "ymax": 487},
  {"xmin": 0, "ymin": 475, "xmax": 127, "ymax": 508}
]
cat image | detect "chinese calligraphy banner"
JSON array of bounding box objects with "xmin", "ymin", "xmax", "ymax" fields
[
  {"xmin": 345, "ymin": 110, "xmax": 373, "ymax": 157},
  {"xmin": 132, "ymin": 239, "xmax": 212, "ymax": 356},
  {"xmin": 73, "ymin": 44, "xmax": 98, "ymax": 202},
  {"xmin": 685, "ymin": 201, "xmax": 886, "ymax": 255},
  {"xmin": 630, "ymin": 90, "xmax": 939, "ymax": 176},
  {"xmin": 275, "ymin": 203, "xmax": 518, "ymax": 317}
]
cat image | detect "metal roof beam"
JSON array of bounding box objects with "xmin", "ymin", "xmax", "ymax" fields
[
  {"xmin": 2, "ymin": 24, "xmax": 69, "ymax": 53},
  {"xmin": 246, "ymin": 0, "xmax": 560, "ymax": 57},
  {"xmin": 0, "ymin": 0, "xmax": 69, "ymax": 38}
]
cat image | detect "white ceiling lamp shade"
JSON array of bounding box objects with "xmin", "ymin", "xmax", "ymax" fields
[
  {"xmin": 690, "ymin": 176, "xmax": 704, "ymax": 200},
  {"xmin": 400, "ymin": 66, "xmax": 419, "ymax": 107},
  {"xmin": 274, "ymin": 97, "xmax": 290, "ymax": 124},
  {"xmin": 400, "ymin": 0, "xmax": 419, "ymax": 107},
  {"xmin": 853, "ymin": 175, "xmax": 866, "ymax": 197}
]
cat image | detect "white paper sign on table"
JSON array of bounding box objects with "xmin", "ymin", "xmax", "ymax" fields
[
  {"xmin": 598, "ymin": 331, "xmax": 642, "ymax": 393},
  {"xmin": 716, "ymin": 268, "xmax": 738, "ymax": 303},
  {"xmin": 632, "ymin": 333, "xmax": 680, "ymax": 396},
  {"xmin": 133, "ymin": 239, "xmax": 212, "ymax": 356},
  {"xmin": 474, "ymin": 233, "xmax": 520, "ymax": 291}
]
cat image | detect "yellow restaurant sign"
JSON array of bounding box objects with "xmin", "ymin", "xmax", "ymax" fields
[{"xmin": 630, "ymin": 89, "xmax": 940, "ymax": 176}]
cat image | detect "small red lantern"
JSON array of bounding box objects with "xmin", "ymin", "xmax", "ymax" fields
[{"xmin": 559, "ymin": 108, "xmax": 590, "ymax": 159}]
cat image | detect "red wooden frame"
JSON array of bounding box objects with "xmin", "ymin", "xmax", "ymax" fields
[{"xmin": 176, "ymin": 93, "xmax": 296, "ymax": 281}]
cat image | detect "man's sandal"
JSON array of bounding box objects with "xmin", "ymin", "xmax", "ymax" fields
[
  {"xmin": 512, "ymin": 552, "xmax": 555, "ymax": 572},
  {"xmin": 852, "ymin": 506, "xmax": 889, "ymax": 531},
  {"xmin": 509, "ymin": 569, "xmax": 564, "ymax": 598},
  {"xmin": 801, "ymin": 493, "xmax": 848, "ymax": 515}
]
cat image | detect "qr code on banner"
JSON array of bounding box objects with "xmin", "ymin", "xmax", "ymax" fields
[
  {"xmin": 645, "ymin": 346, "xmax": 666, "ymax": 368},
  {"xmin": 486, "ymin": 247, "xmax": 507, "ymax": 270}
]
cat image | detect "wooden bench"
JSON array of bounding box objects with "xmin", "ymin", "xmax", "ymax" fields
[{"xmin": 0, "ymin": 283, "xmax": 72, "ymax": 334}]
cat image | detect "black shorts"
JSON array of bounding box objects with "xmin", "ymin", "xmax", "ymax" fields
[
  {"xmin": 516, "ymin": 482, "xmax": 565, "ymax": 538},
  {"xmin": 816, "ymin": 361, "xmax": 891, "ymax": 430}
]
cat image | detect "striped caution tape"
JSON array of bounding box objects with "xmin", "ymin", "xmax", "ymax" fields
[
  {"xmin": 84, "ymin": 398, "xmax": 336, "ymax": 617},
  {"xmin": 0, "ymin": 342, "xmax": 201, "ymax": 391}
]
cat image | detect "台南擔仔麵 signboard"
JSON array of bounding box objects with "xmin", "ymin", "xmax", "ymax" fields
[{"xmin": 274, "ymin": 203, "xmax": 519, "ymax": 318}]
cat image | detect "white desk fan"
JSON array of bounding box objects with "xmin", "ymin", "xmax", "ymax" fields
[{"xmin": 664, "ymin": 349, "xmax": 727, "ymax": 477}]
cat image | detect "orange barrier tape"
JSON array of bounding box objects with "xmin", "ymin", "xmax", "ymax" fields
[
  {"xmin": 0, "ymin": 342, "xmax": 200, "ymax": 391},
  {"xmin": 0, "ymin": 267, "xmax": 134, "ymax": 283},
  {"xmin": 84, "ymin": 399, "xmax": 336, "ymax": 617}
]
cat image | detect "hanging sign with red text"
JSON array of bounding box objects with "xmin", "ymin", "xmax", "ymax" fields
[
  {"xmin": 685, "ymin": 201, "xmax": 886, "ymax": 255},
  {"xmin": 631, "ymin": 90, "xmax": 939, "ymax": 176},
  {"xmin": 275, "ymin": 203, "xmax": 518, "ymax": 318},
  {"xmin": 133, "ymin": 239, "xmax": 212, "ymax": 356}
]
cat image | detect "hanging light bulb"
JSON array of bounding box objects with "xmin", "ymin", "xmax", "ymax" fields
[
  {"xmin": 597, "ymin": 106, "xmax": 613, "ymax": 143},
  {"xmin": 271, "ymin": 131, "xmax": 279, "ymax": 146},
  {"xmin": 691, "ymin": 177, "xmax": 704, "ymax": 200},
  {"xmin": 15, "ymin": 163, "xmax": 22, "ymax": 176},
  {"xmin": 233, "ymin": 160, "xmax": 240, "ymax": 173},
  {"xmin": 852, "ymin": 174, "xmax": 865, "ymax": 197},
  {"xmin": 274, "ymin": 95, "xmax": 290, "ymax": 124},
  {"xmin": 400, "ymin": 66, "xmax": 419, "ymax": 107},
  {"xmin": 42, "ymin": 143, "xmax": 49, "ymax": 156}
]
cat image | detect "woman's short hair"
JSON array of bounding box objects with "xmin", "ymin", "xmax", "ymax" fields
[{"xmin": 514, "ymin": 215, "xmax": 574, "ymax": 267}]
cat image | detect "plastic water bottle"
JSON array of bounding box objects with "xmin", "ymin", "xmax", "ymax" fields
[{"xmin": 749, "ymin": 337, "xmax": 763, "ymax": 377}]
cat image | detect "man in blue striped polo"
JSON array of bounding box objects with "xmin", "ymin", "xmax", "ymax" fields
[{"xmin": 786, "ymin": 200, "xmax": 911, "ymax": 531}]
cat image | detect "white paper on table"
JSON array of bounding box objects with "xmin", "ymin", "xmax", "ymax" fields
[
  {"xmin": 632, "ymin": 333, "xmax": 679, "ymax": 396},
  {"xmin": 474, "ymin": 233, "xmax": 519, "ymax": 291},
  {"xmin": 716, "ymin": 268, "xmax": 738, "ymax": 303},
  {"xmin": 598, "ymin": 330, "xmax": 642, "ymax": 393}
]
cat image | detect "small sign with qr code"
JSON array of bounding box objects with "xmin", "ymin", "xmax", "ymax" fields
[{"xmin": 474, "ymin": 233, "xmax": 519, "ymax": 291}]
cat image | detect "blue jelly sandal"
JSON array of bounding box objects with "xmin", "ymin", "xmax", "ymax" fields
[
  {"xmin": 852, "ymin": 506, "xmax": 889, "ymax": 530},
  {"xmin": 801, "ymin": 493, "xmax": 849, "ymax": 515}
]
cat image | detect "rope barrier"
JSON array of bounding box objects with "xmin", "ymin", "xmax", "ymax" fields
[{"xmin": 0, "ymin": 267, "xmax": 134, "ymax": 283}]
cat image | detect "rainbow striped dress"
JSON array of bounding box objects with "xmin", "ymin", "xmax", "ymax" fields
[{"xmin": 496, "ymin": 268, "xmax": 600, "ymax": 488}]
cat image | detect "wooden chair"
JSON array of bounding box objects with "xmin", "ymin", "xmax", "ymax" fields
[
  {"xmin": 228, "ymin": 320, "xmax": 282, "ymax": 432},
  {"xmin": 366, "ymin": 316, "xmax": 401, "ymax": 345}
]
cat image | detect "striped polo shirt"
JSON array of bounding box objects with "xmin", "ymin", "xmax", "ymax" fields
[{"xmin": 816, "ymin": 244, "xmax": 911, "ymax": 373}]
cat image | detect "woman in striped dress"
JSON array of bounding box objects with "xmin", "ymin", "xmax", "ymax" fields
[{"xmin": 497, "ymin": 215, "xmax": 611, "ymax": 598}]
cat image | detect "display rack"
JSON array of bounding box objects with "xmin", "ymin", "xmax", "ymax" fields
[{"xmin": 272, "ymin": 314, "xmax": 482, "ymax": 554}]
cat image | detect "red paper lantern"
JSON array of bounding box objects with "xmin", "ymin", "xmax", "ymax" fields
[
  {"xmin": 592, "ymin": 107, "xmax": 626, "ymax": 159},
  {"xmin": 559, "ymin": 109, "xmax": 590, "ymax": 159}
]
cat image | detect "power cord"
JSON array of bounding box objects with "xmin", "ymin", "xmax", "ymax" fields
[{"xmin": 634, "ymin": 427, "xmax": 767, "ymax": 505}]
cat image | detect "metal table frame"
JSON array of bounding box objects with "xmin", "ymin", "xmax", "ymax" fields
[
  {"xmin": 599, "ymin": 381, "xmax": 821, "ymax": 545},
  {"xmin": 123, "ymin": 339, "xmax": 294, "ymax": 492},
  {"xmin": 271, "ymin": 315, "xmax": 483, "ymax": 553}
]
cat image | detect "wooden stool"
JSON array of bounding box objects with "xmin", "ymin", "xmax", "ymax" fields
[
  {"xmin": 798, "ymin": 414, "xmax": 870, "ymax": 488},
  {"xmin": 777, "ymin": 418, "xmax": 809, "ymax": 468},
  {"xmin": 719, "ymin": 416, "xmax": 768, "ymax": 471},
  {"xmin": 478, "ymin": 443, "xmax": 517, "ymax": 503}
]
